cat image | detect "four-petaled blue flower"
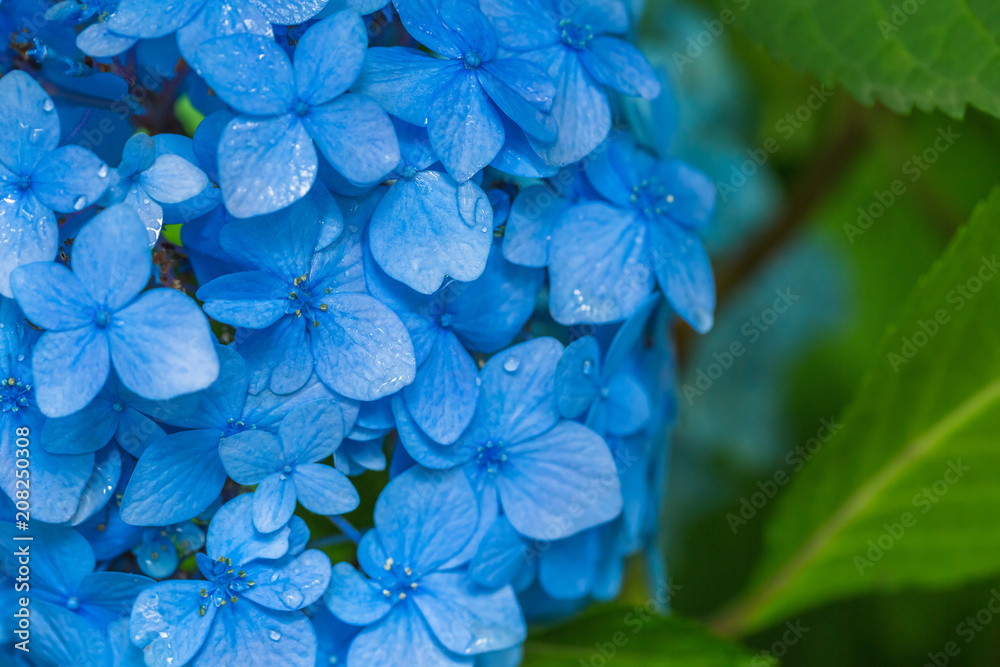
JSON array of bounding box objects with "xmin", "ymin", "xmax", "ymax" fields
[
  {"xmin": 197, "ymin": 11, "xmax": 401, "ymax": 217},
  {"xmin": 10, "ymin": 204, "xmax": 220, "ymax": 417}
]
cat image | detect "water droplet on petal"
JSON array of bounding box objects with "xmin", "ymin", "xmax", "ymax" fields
[
  {"xmin": 503, "ymin": 357, "xmax": 519, "ymax": 373},
  {"xmin": 481, "ymin": 226, "xmax": 489, "ymax": 233},
  {"xmin": 98, "ymin": 164, "xmax": 109, "ymax": 178},
  {"xmin": 281, "ymin": 589, "xmax": 304, "ymax": 608},
  {"xmin": 269, "ymin": 630, "xmax": 281, "ymax": 642},
  {"xmin": 73, "ymin": 196, "xmax": 87, "ymax": 211},
  {"xmin": 42, "ymin": 98, "xmax": 54, "ymax": 112},
  {"xmin": 582, "ymin": 359, "xmax": 593, "ymax": 375}
]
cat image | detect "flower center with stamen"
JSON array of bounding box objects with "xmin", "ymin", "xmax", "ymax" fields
[
  {"xmin": 222, "ymin": 418, "xmax": 254, "ymax": 438},
  {"xmin": 94, "ymin": 310, "xmax": 111, "ymax": 328},
  {"xmin": 287, "ymin": 275, "xmax": 330, "ymax": 327},
  {"xmin": 476, "ymin": 439, "xmax": 507, "ymax": 474},
  {"xmin": 629, "ymin": 178, "xmax": 674, "ymax": 218},
  {"xmin": 463, "ymin": 52, "xmax": 482, "ymax": 69},
  {"xmin": 379, "ymin": 557, "xmax": 420, "ymax": 601},
  {"xmin": 0, "ymin": 377, "xmax": 32, "ymax": 413},
  {"xmin": 197, "ymin": 556, "xmax": 254, "ymax": 616},
  {"xmin": 559, "ymin": 19, "xmax": 594, "ymax": 49}
]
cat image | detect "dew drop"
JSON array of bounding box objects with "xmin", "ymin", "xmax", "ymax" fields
[
  {"xmin": 582, "ymin": 359, "xmax": 593, "ymax": 375},
  {"xmin": 98, "ymin": 164, "xmax": 109, "ymax": 178},
  {"xmin": 281, "ymin": 589, "xmax": 304, "ymax": 608},
  {"xmin": 481, "ymin": 226, "xmax": 489, "ymax": 233},
  {"xmin": 73, "ymin": 196, "xmax": 87, "ymax": 211},
  {"xmin": 42, "ymin": 98, "xmax": 54, "ymax": 112},
  {"xmin": 503, "ymin": 357, "xmax": 519, "ymax": 373},
  {"xmin": 269, "ymin": 630, "xmax": 281, "ymax": 642}
]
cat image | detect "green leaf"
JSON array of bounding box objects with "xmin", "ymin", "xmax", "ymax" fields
[
  {"xmin": 734, "ymin": 0, "xmax": 1000, "ymax": 118},
  {"xmin": 711, "ymin": 188, "xmax": 1000, "ymax": 635},
  {"xmin": 523, "ymin": 607, "xmax": 770, "ymax": 666}
]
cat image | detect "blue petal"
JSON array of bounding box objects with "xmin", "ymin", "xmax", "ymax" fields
[
  {"xmin": 403, "ymin": 329, "xmax": 478, "ymax": 445},
  {"xmin": 477, "ymin": 0, "xmax": 559, "ymax": 51},
  {"xmin": 28, "ymin": 444, "xmax": 95, "ymax": 523},
  {"xmin": 219, "ymin": 114, "xmax": 317, "ymax": 218},
  {"xmin": 252, "ymin": 472, "xmax": 298, "ymax": 533},
  {"xmin": 207, "ymin": 493, "xmax": 290, "ymax": 563},
  {"xmin": 0, "ymin": 191, "xmax": 57, "ymax": 298},
  {"xmin": 394, "ymin": 118, "xmax": 437, "ymax": 171},
  {"xmin": 77, "ymin": 22, "xmax": 138, "ymax": 57},
  {"xmin": 198, "ymin": 271, "xmax": 290, "ymax": 328},
  {"xmin": 501, "ymin": 184, "xmax": 569, "ymax": 267},
  {"xmin": 602, "ymin": 293, "xmax": 659, "ymax": 377},
  {"xmin": 303, "ymin": 94, "xmax": 400, "ymax": 185},
  {"xmin": 354, "ymin": 47, "xmax": 460, "ymax": 126},
  {"xmin": 312, "ymin": 292, "xmax": 416, "ymax": 401},
  {"xmin": 67, "ymin": 445, "xmax": 123, "ymax": 526},
  {"xmin": 32, "ymin": 327, "xmax": 110, "ymax": 418},
  {"xmin": 489, "ymin": 115, "xmax": 558, "ymax": 178},
  {"xmin": 118, "ymin": 133, "xmax": 157, "ymax": 177},
  {"xmin": 108, "ymin": 0, "xmax": 205, "ymax": 38},
  {"xmin": 193, "ymin": 111, "xmax": 234, "ymax": 183},
  {"xmin": 196, "ymin": 33, "xmax": 296, "ymax": 114},
  {"xmin": 140, "ymin": 154, "xmax": 209, "ymax": 204},
  {"xmin": 116, "ymin": 405, "xmax": 167, "ymax": 457},
  {"xmin": 370, "ymin": 171, "xmax": 492, "ymax": 293},
  {"xmin": 348, "ymin": 603, "xmax": 468, "ymax": 667},
  {"xmin": 292, "ymin": 463, "xmax": 359, "ymax": 515},
  {"xmin": 648, "ymin": 220, "xmax": 715, "ymax": 333},
  {"xmin": 537, "ymin": 530, "xmax": 599, "ymax": 600},
  {"xmin": 414, "ymin": 571, "xmax": 525, "ymax": 655},
  {"xmin": 473, "ymin": 337, "xmax": 562, "ymax": 445},
  {"xmin": 554, "ymin": 336, "xmax": 601, "ymax": 419},
  {"xmin": 294, "ymin": 11, "xmax": 367, "ymax": 106},
  {"xmin": 0, "ymin": 521, "xmax": 94, "ymax": 594},
  {"xmin": 196, "ymin": 600, "xmax": 317, "ymax": 667},
  {"xmin": 438, "ymin": 0, "xmax": 498, "ymax": 58},
  {"xmin": 177, "ymin": 0, "xmax": 273, "ymax": 75},
  {"xmin": 219, "ymin": 430, "xmax": 284, "ymax": 484},
  {"xmin": 41, "ymin": 390, "xmax": 119, "ymax": 454},
  {"xmin": 119, "ymin": 429, "xmax": 226, "ymax": 525},
  {"xmin": 326, "ymin": 561, "xmax": 393, "ymax": 625},
  {"xmin": 0, "ymin": 71, "xmax": 60, "ymax": 172},
  {"xmin": 375, "ymin": 467, "xmax": 479, "ymax": 572},
  {"xmin": 570, "ymin": 0, "xmax": 629, "ymax": 32},
  {"xmin": 653, "ymin": 159, "xmax": 716, "ymax": 229},
  {"xmin": 579, "ymin": 36, "xmax": 660, "ymax": 99},
  {"xmin": 78, "ymin": 571, "xmax": 153, "ymax": 616},
  {"xmin": 30, "ymin": 145, "xmax": 112, "ymax": 213},
  {"xmin": 110, "ymin": 288, "xmax": 220, "ymax": 400},
  {"xmin": 237, "ymin": 319, "xmax": 312, "ymax": 395},
  {"xmin": 71, "ymin": 203, "xmax": 152, "ymax": 310},
  {"xmin": 247, "ymin": 0, "xmax": 329, "ymax": 23},
  {"xmin": 242, "ymin": 549, "xmax": 332, "ymax": 610},
  {"xmin": 154, "ymin": 343, "xmax": 246, "ymax": 429},
  {"xmin": 590, "ymin": 371, "xmax": 651, "ymax": 436},
  {"xmin": 130, "ymin": 580, "xmax": 217, "ymax": 667},
  {"xmin": 279, "ymin": 399, "xmax": 350, "ymax": 463},
  {"xmin": 392, "ymin": 393, "xmax": 472, "ymax": 469},
  {"xmin": 500, "ymin": 421, "xmax": 622, "ymax": 540},
  {"xmin": 548, "ymin": 202, "xmax": 653, "ymax": 325},
  {"xmin": 428, "ymin": 72, "xmax": 504, "ymax": 182},
  {"xmin": 529, "ymin": 48, "xmax": 611, "ymax": 167},
  {"xmin": 10, "ymin": 262, "xmax": 96, "ymax": 330},
  {"xmin": 31, "ymin": 600, "xmax": 112, "ymax": 667},
  {"xmin": 124, "ymin": 184, "xmax": 167, "ymax": 242},
  {"xmin": 469, "ymin": 516, "xmax": 530, "ymax": 589},
  {"xmin": 479, "ymin": 59, "xmax": 556, "ymax": 142},
  {"xmin": 219, "ymin": 194, "xmax": 321, "ymax": 279}
]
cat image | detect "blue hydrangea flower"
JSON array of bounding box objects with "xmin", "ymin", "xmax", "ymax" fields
[
  {"xmin": 479, "ymin": 0, "xmax": 660, "ymax": 165},
  {"xmin": 368, "ymin": 119, "xmax": 495, "ymax": 293},
  {"xmin": 554, "ymin": 295, "xmax": 659, "ymax": 437},
  {"xmin": 0, "ymin": 70, "xmax": 111, "ymax": 297},
  {"xmin": 130, "ymin": 494, "xmax": 331, "ymax": 667},
  {"xmin": 369, "ymin": 242, "xmax": 543, "ymax": 454},
  {"xmin": 0, "ymin": 522, "xmax": 153, "ymax": 667},
  {"xmin": 196, "ymin": 11, "xmax": 400, "ymax": 217},
  {"xmin": 196, "ymin": 193, "xmax": 416, "ymax": 400},
  {"xmin": 327, "ymin": 467, "xmax": 526, "ymax": 665},
  {"xmin": 355, "ymin": 0, "xmax": 557, "ymax": 182},
  {"xmin": 99, "ymin": 132, "xmax": 208, "ymax": 243},
  {"xmin": 120, "ymin": 344, "xmax": 355, "ymax": 525},
  {"xmin": 133, "ymin": 521, "xmax": 207, "ymax": 578},
  {"xmin": 405, "ymin": 337, "xmax": 622, "ymax": 543},
  {"xmin": 9, "ymin": 204, "xmax": 220, "ymax": 417},
  {"xmin": 219, "ymin": 400, "xmax": 360, "ymax": 533},
  {"xmin": 548, "ymin": 133, "xmax": 716, "ymax": 331}
]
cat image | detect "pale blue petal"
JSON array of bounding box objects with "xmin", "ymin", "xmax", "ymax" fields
[
  {"xmin": 294, "ymin": 10, "xmax": 367, "ymax": 106},
  {"xmin": 30, "ymin": 145, "xmax": 112, "ymax": 213},
  {"xmin": 196, "ymin": 601, "xmax": 317, "ymax": 667},
  {"xmin": 392, "ymin": 393, "xmax": 472, "ymax": 469},
  {"xmin": 252, "ymin": 472, "xmax": 297, "ymax": 533},
  {"xmin": 648, "ymin": 220, "xmax": 715, "ymax": 333},
  {"xmin": 66, "ymin": 445, "xmax": 123, "ymax": 526},
  {"xmin": 219, "ymin": 114, "xmax": 317, "ymax": 218},
  {"xmin": 108, "ymin": 0, "xmax": 206, "ymax": 38},
  {"xmin": 548, "ymin": 202, "xmax": 653, "ymax": 325},
  {"xmin": 478, "ymin": 0, "xmax": 559, "ymax": 51},
  {"xmin": 312, "ymin": 292, "xmax": 415, "ymax": 401},
  {"xmin": 602, "ymin": 293, "xmax": 659, "ymax": 377},
  {"xmin": 219, "ymin": 430, "xmax": 284, "ymax": 484},
  {"xmin": 0, "ymin": 71, "xmax": 60, "ymax": 172},
  {"xmin": 579, "ymin": 36, "xmax": 660, "ymax": 99},
  {"xmin": 119, "ymin": 429, "xmax": 226, "ymax": 525},
  {"xmin": 207, "ymin": 493, "xmax": 290, "ymax": 563},
  {"xmin": 247, "ymin": 0, "xmax": 329, "ymax": 23},
  {"xmin": 130, "ymin": 580, "xmax": 216, "ymax": 667},
  {"xmin": 41, "ymin": 390, "xmax": 118, "ymax": 454},
  {"xmin": 428, "ymin": 72, "xmax": 504, "ymax": 182},
  {"xmin": 479, "ymin": 59, "xmax": 556, "ymax": 142},
  {"xmin": 303, "ymin": 94, "xmax": 399, "ymax": 185},
  {"xmin": 470, "ymin": 516, "xmax": 529, "ymax": 589},
  {"xmin": 219, "ymin": 194, "xmax": 321, "ymax": 279},
  {"xmin": 10, "ymin": 262, "xmax": 96, "ymax": 330},
  {"xmin": 414, "ymin": 571, "xmax": 525, "ymax": 654},
  {"xmin": 242, "ymin": 549, "xmax": 331, "ymax": 610},
  {"xmin": 32, "ymin": 327, "xmax": 110, "ymax": 418},
  {"xmin": 31, "ymin": 599, "xmax": 112, "ymax": 667},
  {"xmin": 591, "ymin": 371, "xmax": 651, "ymax": 436},
  {"xmin": 348, "ymin": 604, "xmax": 469, "ymax": 667},
  {"xmin": 278, "ymin": 399, "xmax": 350, "ymax": 463},
  {"xmin": 71, "ymin": 203, "xmax": 152, "ymax": 310},
  {"xmin": 29, "ymin": 444, "xmax": 95, "ymax": 522},
  {"xmin": 198, "ymin": 271, "xmax": 290, "ymax": 328},
  {"xmin": 403, "ymin": 329, "xmax": 478, "ymax": 445},
  {"xmin": 370, "ymin": 171, "xmax": 492, "ymax": 293},
  {"xmin": 0, "ymin": 515, "xmax": 94, "ymax": 593},
  {"xmin": 554, "ymin": 336, "xmax": 601, "ymax": 419},
  {"xmin": 77, "ymin": 22, "xmax": 138, "ymax": 57},
  {"xmin": 537, "ymin": 530, "xmax": 598, "ymax": 599},
  {"xmin": 140, "ymin": 154, "xmax": 209, "ymax": 204},
  {"xmin": 500, "ymin": 421, "xmax": 621, "ymax": 540},
  {"xmin": 196, "ymin": 34, "xmax": 295, "ymax": 114},
  {"xmin": 354, "ymin": 47, "xmax": 460, "ymax": 126},
  {"xmin": 326, "ymin": 561, "xmax": 393, "ymax": 625},
  {"xmin": 292, "ymin": 463, "xmax": 359, "ymax": 515},
  {"xmin": 78, "ymin": 571, "xmax": 153, "ymax": 616},
  {"xmin": 177, "ymin": 0, "xmax": 273, "ymax": 75},
  {"xmin": 0, "ymin": 191, "xmax": 57, "ymax": 298}
]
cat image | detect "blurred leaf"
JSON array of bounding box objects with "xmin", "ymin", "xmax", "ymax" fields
[
  {"xmin": 734, "ymin": 0, "xmax": 1000, "ymax": 118},
  {"xmin": 710, "ymin": 187, "xmax": 1000, "ymax": 635},
  {"xmin": 523, "ymin": 607, "xmax": 770, "ymax": 666}
]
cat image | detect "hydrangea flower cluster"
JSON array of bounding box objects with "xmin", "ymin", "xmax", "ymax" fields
[{"xmin": 0, "ymin": 0, "xmax": 715, "ymax": 665}]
